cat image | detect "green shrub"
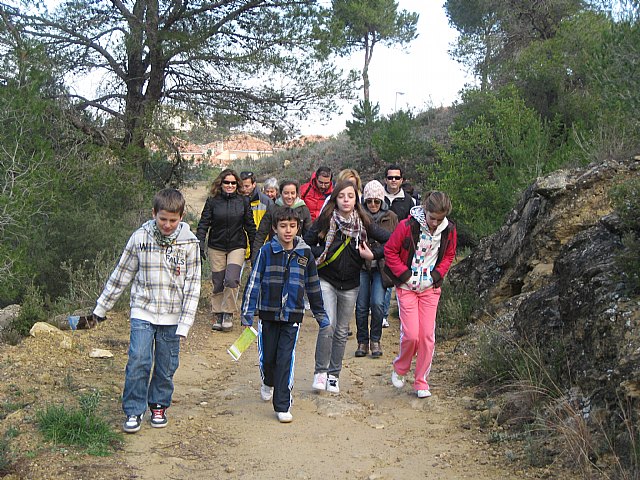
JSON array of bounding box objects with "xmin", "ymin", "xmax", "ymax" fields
[
  {"xmin": 437, "ymin": 281, "xmax": 475, "ymax": 340},
  {"xmin": 0, "ymin": 435, "xmax": 10, "ymax": 475},
  {"xmin": 11, "ymin": 284, "xmax": 46, "ymax": 336},
  {"xmin": 36, "ymin": 391, "xmax": 122, "ymax": 456},
  {"xmin": 55, "ymin": 250, "xmax": 126, "ymax": 315},
  {"xmin": 610, "ymin": 177, "xmax": 640, "ymax": 295}
]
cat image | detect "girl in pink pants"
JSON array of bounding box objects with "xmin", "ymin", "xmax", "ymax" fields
[{"xmin": 383, "ymin": 191, "xmax": 457, "ymax": 398}]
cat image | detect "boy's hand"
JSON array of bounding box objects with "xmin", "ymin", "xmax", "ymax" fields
[
  {"xmin": 88, "ymin": 313, "xmax": 106, "ymax": 328},
  {"xmin": 317, "ymin": 316, "xmax": 330, "ymax": 329},
  {"xmin": 241, "ymin": 316, "xmax": 253, "ymax": 327}
]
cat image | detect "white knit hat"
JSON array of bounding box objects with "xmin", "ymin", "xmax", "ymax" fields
[{"xmin": 363, "ymin": 180, "xmax": 385, "ymax": 201}]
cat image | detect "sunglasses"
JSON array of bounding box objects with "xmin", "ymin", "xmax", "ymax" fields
[
  {"xmin": 365, "ymin": 198, "xmax": 382, "ymax": 205},
  {"xmin": 240, "ymin": 171, "xmax": 254, "ymax": 178},
  {"xmin": 386, "ymin": 176, "xmax": 402, "ymax": 181},
  {"xmin": 222, "ymin": 180, "xmax": 237, "ymax": 185}
]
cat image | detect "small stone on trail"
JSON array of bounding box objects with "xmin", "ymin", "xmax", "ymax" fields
[
  {"xmin": 88, "ymin": 348, "xmax": 114, "ymax": 358},
  {"xmin": 200, "ymin": 401, "xmax": 208, "ymax": 406}
]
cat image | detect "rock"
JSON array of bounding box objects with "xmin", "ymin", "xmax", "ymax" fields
[
  {"xmin": 88, "ymin": 348, "xmax": 114, "ymax": 358},
  {"xmin": 0, "ymin": 304, "xmax": 21, "ymax": 332},
  {"xmin": 448, "ymin": 156, "xmax": 640, "ymax": 435},
  {"xmin": 29, "ymin": 322, "xmax": 62, "ymax": 337}
]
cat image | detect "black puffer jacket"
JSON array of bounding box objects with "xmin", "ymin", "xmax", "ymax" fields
[
  {"xmin": 304, "ymin": 221, "xmax": 390, "ymax": 290},
  {"xmin": 196, "ymin": 192, "xmax": 256, "ymax": 252}
]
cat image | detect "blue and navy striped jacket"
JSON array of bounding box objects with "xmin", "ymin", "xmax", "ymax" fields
[{"xmin": 241, "ymin": 236, "xmax": 327, "ymax": 326}]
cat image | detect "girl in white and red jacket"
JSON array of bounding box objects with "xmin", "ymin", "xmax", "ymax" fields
[{"xmin": 383, "ymin": 191, "xmax": 457, "ymax": 398}]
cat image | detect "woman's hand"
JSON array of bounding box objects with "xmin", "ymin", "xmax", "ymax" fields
[{"xmin": 358, "ymin": 241, "xmax": 374, "ymax": 260}]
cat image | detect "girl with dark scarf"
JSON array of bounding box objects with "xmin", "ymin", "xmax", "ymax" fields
[{"xmin": 304, "ymin": 180, "xmax": 390, "ymax": 394}]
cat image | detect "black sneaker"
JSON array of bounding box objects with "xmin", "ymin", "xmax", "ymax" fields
[
  {"xmin": 123, "ymin": 413, "xmax": 143, "ymax": 433},
  {"xmin": 149, "ymin": 404, "xmax": 168, "ymax": 428}
]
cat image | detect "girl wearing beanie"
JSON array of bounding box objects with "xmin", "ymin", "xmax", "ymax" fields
[{"xmin": 354, "ymin": 181, "xmax": 398, "ymax": 358}]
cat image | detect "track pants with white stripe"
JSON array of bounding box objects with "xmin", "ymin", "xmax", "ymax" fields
[{"xmin": 258, "ymin": 320, "xmax": 300, "ymax": 413}]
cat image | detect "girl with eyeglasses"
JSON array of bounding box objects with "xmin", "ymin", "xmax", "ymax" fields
[
  {"xmin": 354, "ymin": 181, "xmax": 398, "ymax": 358},
  {"xmin": 304, "ymin": 180, "xmax": 390, "ymax": 394},
  {"xmin": 384, "ymin": 191, "xmax": 457, "ymax": 399},
  {"xmin": 196, "ymin": 169, "xmax": 256, "ymax": 332}
]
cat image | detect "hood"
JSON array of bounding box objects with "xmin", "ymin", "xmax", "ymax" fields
[
  {"xmin": 308, "ymin": 171, "xmax": 333, "ymax": 195},
  {"xmin": 142, "ymin": 219, "xmax": 197, "ymax": 244},
  {"xmin": 270, "ymin": 235, "xmax": 311, "ymax": 255},
  {"xmin": 276, "ymin": 197, "xmax": 307, "ymax": 209},
  {"xmin": 409, "ymin": 206, "xmax": 449, "ymax": 236}
]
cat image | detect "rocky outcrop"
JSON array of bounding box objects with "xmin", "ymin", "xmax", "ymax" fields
[{"xmin": 449, "ymin": 156, "xmax": 640, "ymax": 409}]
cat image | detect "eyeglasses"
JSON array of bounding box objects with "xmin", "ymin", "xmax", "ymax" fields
[
  {"xmin": 386, "ymin": 176, "xmax": 402, "ymax": 181},
  {"xmin": 222, "ymin": 180, "xmax": 237, "ymax": 185},
  {"xmin": 365, "ymin": 199, "xmax": 382, "ymax": 205}
]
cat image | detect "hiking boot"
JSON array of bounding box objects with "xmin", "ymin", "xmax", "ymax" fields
[
  {"xmin": 221, "ymin": 313, "xmax": 233, "ymax": 332},
  {"xmin": 149, "ymin": 404, "xmax": 168, "ymax": 428},
  {"xmin": 417, "ymin": 389, "xmax": 432, "ymax": 398},
  {"xmin": 312, "ymin": 372, "xmax": 327, "ymax": 391},
  {"xmin": 260, "ymin": 383, "xmax": 273, "ymax": 402},
  {"xmin": 355, "ymin": 343, "xmax": 368, "ymax": 357},
  {"xmin": 123, "ymin": 413, "xmax": 143, "ymax": 433},
  {"xmin": 370, "ymin": 341, "xmax": 382, "ymax": 358},
  {"xmin": 212, "ymin": 313, "xmax": 223, "ymax": 331},
  {"xmin": 277, "ymin": 411, "xmax": 293, "ymax": 423},
  {"xmin": 382, "ymin": 317, "xmax": 390, "ymax": 328},
  {"xmin": 326, "ymin": 374, "xmax": 340, "ymax": 394},
  {"xmin": 391, "ymin": 370, "xmax": 405, "ymax": 389}
]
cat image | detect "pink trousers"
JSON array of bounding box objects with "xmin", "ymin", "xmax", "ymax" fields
[{"xmin": 393, "ymin": 287, "xmax": 441, "ymax": 391}]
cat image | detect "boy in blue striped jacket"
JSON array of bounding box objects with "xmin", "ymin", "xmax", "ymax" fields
[{"xmin": 241, "ymin": 207, "xmax": 328, "ymax": 423}]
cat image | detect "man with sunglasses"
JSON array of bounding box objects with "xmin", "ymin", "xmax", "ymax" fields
[
  {"xmin": 382, "ymin": 165, "xmax": 416, "ymax": 328},
  {"xmin": 300, "ymin": 166, "xmax": 333, "ymax": 222},
  {"xmin": 384, "ymin": 165, "xmax": 416, "ymax": 222}
]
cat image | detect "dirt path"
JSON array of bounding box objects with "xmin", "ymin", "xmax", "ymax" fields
[{"xmin": 0, "ymin": 183, "xmax": 578, "ymax": 479}]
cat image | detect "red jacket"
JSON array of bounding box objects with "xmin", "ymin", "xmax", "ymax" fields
[
  {"xmin": 384, "ymin": 217, "xmax": 457, "ymax": 286},
  {"xmin": 300, "ymin": 172, "xmax": 333, "ymax": 221}
]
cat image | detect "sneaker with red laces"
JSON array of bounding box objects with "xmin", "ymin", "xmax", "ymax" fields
[{"xmin": 149, "ymin": 404, "xmax": 168, "ymax": 428}]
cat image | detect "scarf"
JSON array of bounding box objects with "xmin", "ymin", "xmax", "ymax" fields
[
  {"xmin": 408, "ymin": 207, "xmax": 433, "ymax": 291},
  {"xmin": 315, "ymin": 209, "xmax": 367, "ymax": 266},
  {"xmin": 151, "ymin": 220, "xmax": 181, "ymax": 247}
]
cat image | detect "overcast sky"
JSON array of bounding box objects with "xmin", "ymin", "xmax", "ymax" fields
[{"xmin": 300, "ymin": 0, "xmax": 474, "ymax": 136}]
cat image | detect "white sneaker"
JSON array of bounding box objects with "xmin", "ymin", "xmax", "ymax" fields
[
  {"xmin": 391, "ymin": 370, "xmax": 405, "ymax": 389},
  {"xmin": 417, "ymin": 389, "xmax": 432, "ymax": 398},
  {"xmin": 277, "ymin": 411, "xmax": 293, "ymax": 423},
  {"xmin": 326, "ymin": 374, "xmax": 340, "ymax": 394},
  {"xmin": 382, "ymin": 317, "xmax": 389, "ymax": 328},
  {"xmin": 260, "ymin": 383, "xmax": 273, "ymax": 401},
  {"xmin": 312, "ymin": 372, "xmax": 327, "ymax": 391}
]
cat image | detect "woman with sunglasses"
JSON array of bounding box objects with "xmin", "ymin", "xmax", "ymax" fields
[
  {"xmin": 197, "ymin": 169, "xmax": 256, "ymax": 332},
  {"xmin": 305, "ymin": 180, "xmax": 390, "ymax": 394},
  {"xmin": 354, "ymin": 181, "xmax": 398, "ymax": 358}
]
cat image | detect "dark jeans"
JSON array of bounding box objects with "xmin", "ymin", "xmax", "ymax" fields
[{"xmin": 355, "ymin": 268, "xmax": 385, "ymax": 344}]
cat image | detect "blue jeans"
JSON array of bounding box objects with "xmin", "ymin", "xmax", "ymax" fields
[
  {"xmin": 122, "ymin": 318, "xmax": 181, "ymax": 416},
  {"xmin": 355, "ymin": 269, "xmax": 385, "ymax": 344},
  {"xmin": 314, "ymin": 279, "xmax": 359, "ymax": 377},
  {"xmin": 383, "ymin": 287, "xmax": 392, "ymax": 318}
]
